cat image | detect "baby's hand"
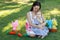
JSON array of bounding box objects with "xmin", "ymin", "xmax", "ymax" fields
[
  {"xmin": 40, "ymin": 27, "xmax": 44, "ymax": 30},
  {"xmin": 38, "ymin": 25, "xmax": 44, "ymax": 30}
]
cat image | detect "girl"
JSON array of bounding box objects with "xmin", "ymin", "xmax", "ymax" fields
[{"xmin": 26, "ymin": 1, "xmax": 49, "ymax": 39}]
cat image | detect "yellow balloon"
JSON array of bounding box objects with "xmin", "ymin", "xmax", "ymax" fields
[
  {"xmin": 52, "ymin": 19, "xmax": 57, "ymax": 26},
  {"xmin": 52, "ymin": 26, "xmax": 57, "ymax": 29}
]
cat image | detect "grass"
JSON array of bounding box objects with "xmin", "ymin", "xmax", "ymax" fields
[{"xmin": 0, "ymin": 0, "xmax": 60, "ymax": 40}]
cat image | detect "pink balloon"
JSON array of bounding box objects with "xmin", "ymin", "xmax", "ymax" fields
[
  {"xmin": 12, "ymin": 20, "xmax": 19, "ymax": 30},
  {"xmin": 25, "ymin": 22, "xmax": 31, "ymax": 31}
]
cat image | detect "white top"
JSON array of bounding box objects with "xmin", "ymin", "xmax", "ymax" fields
[{"xmin": 26, "ymin": 11, "xmax": 44, "ymax": 25}]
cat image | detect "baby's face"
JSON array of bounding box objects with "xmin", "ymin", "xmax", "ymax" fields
[{"xmin": 37, "ymin": 13, "xmax": 41, "ymax": 17}]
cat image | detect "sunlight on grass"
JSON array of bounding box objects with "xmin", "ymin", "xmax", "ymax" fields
[
  {"xmin": 2, "ymin": 23, "xmax": 12, "ymax": 32},
  {"xmin": 2, "ymin": 20, "xmax": 26, "ymax": 32},
  {"xmin": 18, "ymin": 2, "xmax": 33, "ymax": 5},
  {"xmin": 44, "ymin": 8, "xmax": 60, "ymax": 15},
  {"xmin": 50, "ymin": 8, "xmax": 60, "ymax": 15},
  {"xmin": 0, "ymin": 8, "xmax": 20, "ymax": 17},
  {"xmin": 14, "ymin": 0, "xmax": 36, "ymax": 5},
  {"xmin": 3, "ymin": 5, "xmax": 20, "ymax": 8},
  {"xmin": 12, "ymin": 0, "xmax": 36, "ymax": 3},
  {"xmin": 43, "ymin": 11, "xmax": 51, "ymax": 19},
  {"xmin": 1, "ymin": 3, "xmax": 30, "ymax": 32},
  {"xmin": 0, "ymin": 0, "xmax": 60, "ymax": 40},
  {"xmin": 19, "ymin": 20, "xmax": 26, "ymax": 26},
  {"xmin": 43, "ymin": 8, "xmax": 60, "ymax": 19}
]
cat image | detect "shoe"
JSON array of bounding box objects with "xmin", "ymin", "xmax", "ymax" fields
[{"xmin": 41, "ymin": 36, "xmax": 45, "ymax": 39}]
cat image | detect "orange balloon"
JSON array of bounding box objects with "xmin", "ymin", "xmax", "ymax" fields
[
  {"xmin": 49, "ymin": 29, "xmax": 57, "ymax": 32},
  {"xmin": 18, "ymin": 33, "xmax": 22, "ymax": 37},
  {"xmin": 9, "ymin": 31, "xmax": 16, "ymax": 35}
]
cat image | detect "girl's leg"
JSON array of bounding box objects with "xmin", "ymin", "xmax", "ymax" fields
[
  {"xmin": 26, "ymin": 30, "xmax": 36, "ymax": 37},
  {"xmin": 41, "ymin": 27, "xmax": 49, "ymax": 39},
  {"xmin": 29, "ymin": 34, "xmax": 35, "ymax": 37}
]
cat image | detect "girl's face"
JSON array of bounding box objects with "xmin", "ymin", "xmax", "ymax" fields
[{"xmin": 33, "ymin": 6, "xmax": 40, "ymax": 12}]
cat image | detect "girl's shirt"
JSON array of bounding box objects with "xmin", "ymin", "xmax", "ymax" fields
[{"xmin": 28, "ymin": 11, "xmax": 44, "ymax": 25}]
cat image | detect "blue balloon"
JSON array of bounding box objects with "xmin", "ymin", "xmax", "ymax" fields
[{"xmin": 46, "ymin": 20, "xmax": 53, "ymax": 29}]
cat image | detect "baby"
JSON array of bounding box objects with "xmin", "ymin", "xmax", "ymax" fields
[
  {"xmin": 33, "ymin": 12, "xmax": 48, "ymax": 38},
  {"xmin": 34, "ymin": 12, "xmax": 45, "ymax": 29},
  {"xmin": 36, "ymin": 12, "xmax": 44, "ymax": 24}
]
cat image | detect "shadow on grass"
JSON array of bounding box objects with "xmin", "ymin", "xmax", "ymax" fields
[
  {"xmin": 27, "ymin": 0, "xmax": 35, "ymax": 3},
  {"xmin": 0, "ymin": 0, "xmax": 60, "ymax": 40},
  {"xmin": 27, "ymin": 0, "xmax": 45, "ymax": 4},
  {"xmin": 0, "ymin": 2, "xmax": 20, "ymax": 10},
  {"xmin": 0, "ymin": 4, "xmax": 31, "ymax": 34}
]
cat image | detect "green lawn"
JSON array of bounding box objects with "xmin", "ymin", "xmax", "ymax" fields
[{"xmin": 0, "ymin": 0, "xmax": 60, "ymax": 40}]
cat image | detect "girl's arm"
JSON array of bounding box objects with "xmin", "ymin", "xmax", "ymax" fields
[{"xmin": 27, "ymin": 12, "xmax": 42, "ymax": 28}]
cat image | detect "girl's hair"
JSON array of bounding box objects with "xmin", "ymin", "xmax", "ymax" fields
[{"xmin": 30, "ymin": 1, "xmax": 41, "ymax": 11}]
